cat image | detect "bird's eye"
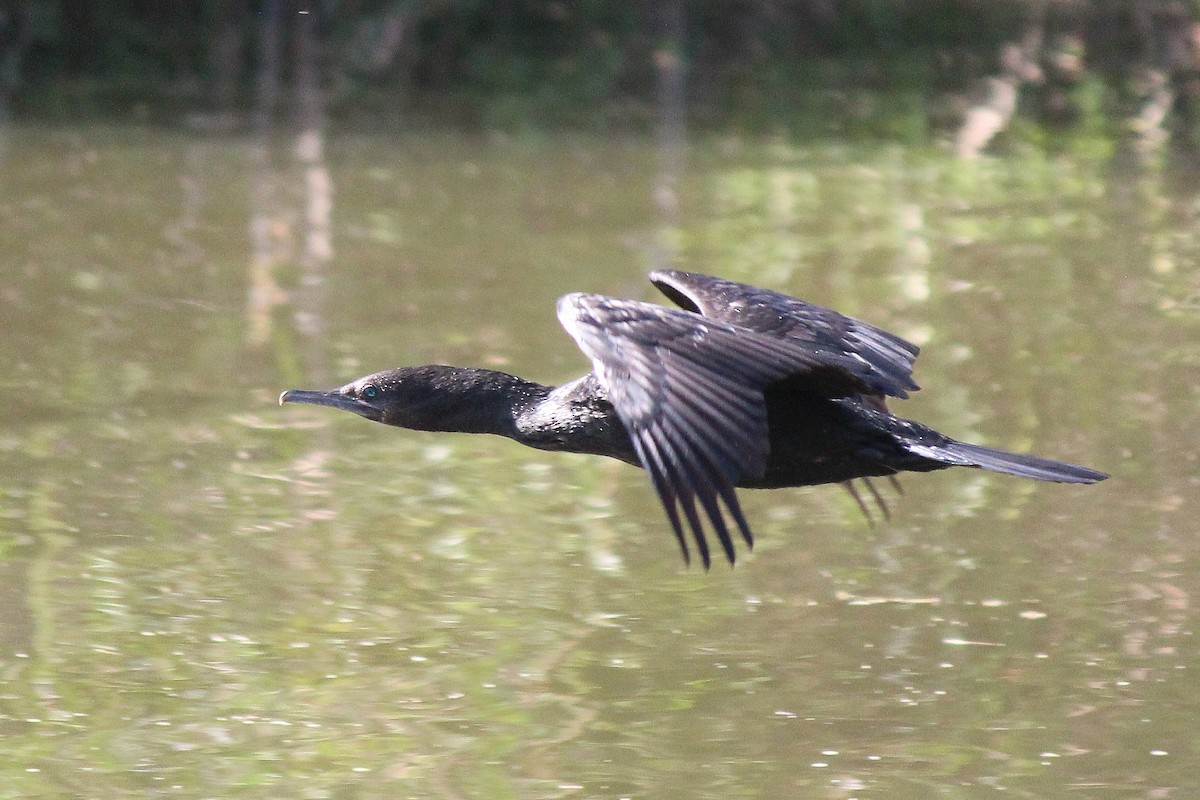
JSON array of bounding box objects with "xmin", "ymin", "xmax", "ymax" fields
[{"xmin": 362, "ymin": 385, "xmax": 378, "ymax": 399}]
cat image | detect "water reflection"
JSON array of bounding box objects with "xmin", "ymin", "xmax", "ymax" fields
[{"xmin": 0, "ymin": 126, "xmax": 1196, "ymax": 797}]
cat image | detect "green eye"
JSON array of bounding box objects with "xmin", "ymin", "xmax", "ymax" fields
[{"xmin": 363, "ymin": 385, "xmax": 378, "ymax": 399}]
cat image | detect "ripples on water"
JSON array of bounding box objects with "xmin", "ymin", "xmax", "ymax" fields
[{"xmin": 0, "ymin": 126, "xmax": 1195, "ymax": 797}]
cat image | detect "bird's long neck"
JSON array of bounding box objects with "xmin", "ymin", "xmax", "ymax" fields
[
  {"xmin": 383, "ymin": 366, "xmax": 635, "ymax": 465},
  {"xmin": 393, "ymin": 367, "xmax": 552, "ymax": 437},
  {"xmin": 512, "ymin": 373, "xmax": 637, "ymax": 463}
]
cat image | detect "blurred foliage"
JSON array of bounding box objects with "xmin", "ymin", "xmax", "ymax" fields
[{"xmin": 0, "ymin": 0, "xmax": 1196, "ymax": 144}]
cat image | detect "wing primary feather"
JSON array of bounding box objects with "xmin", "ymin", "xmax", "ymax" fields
[
  {"xmin": 651, "ymin": 427, "xmax": 715, "ymax": 569},
  {"xmin": 632, "ymin": 434, "xmax": 690, "ymax": 565},
  {"xmin": 686, "ymin": 448, "xmax": 742, "ymax": 563},
  {"xmin": 657, "ymin": 414, "xmax": 743, "ymax": 564},
  {"xmin": 679, "ymin": 449, "xmax": 737, "ymax": 565},
  {"xmin": 693, "ymin": 482, "xmax": 735, "ymax": 565},
  {"xmin": 674, "ymin": 484, "xmax": 711, "ymax": 569},
  {"xmin": 655, "ymin": 405, "xmax": 742, "ymax": 545},
  {"xmin": 714, "ymin": 482, "xmax": 754, "ymax": 550}
]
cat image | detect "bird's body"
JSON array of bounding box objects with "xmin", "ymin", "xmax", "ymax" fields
[{"xmin": 281, "ymin": 270, "xmax": 1107, "ymax": 566}]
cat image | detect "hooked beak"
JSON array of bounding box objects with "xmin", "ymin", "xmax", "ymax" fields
[{"xmin": 279, "ymin": 388, "xmax": 383, "ymax": 422}]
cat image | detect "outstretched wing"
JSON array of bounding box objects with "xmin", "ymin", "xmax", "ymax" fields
[
  {"xmin": 650, "ymin": 270, "xmax": 920, "ymax": 398},
  {"xmin": 557, "ymin": 292, "xmax": 904, "ymax": 568}
]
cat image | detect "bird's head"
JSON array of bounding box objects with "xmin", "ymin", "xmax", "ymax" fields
[
  {"xmin": 279, "ymin": 370, "xmax": 398, "ymax": 423},
  {"xmin": 280, "ymin": 365, "xmax": 532, "ymax": 432},
  {"xmin": 280, "ymin": 367, "xmax": 456, "ymax": 428}
]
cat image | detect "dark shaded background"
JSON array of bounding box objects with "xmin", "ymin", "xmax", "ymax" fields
[{"xmin": 2, "ymin": 0, "xmax": 1199, "ymax": 151}]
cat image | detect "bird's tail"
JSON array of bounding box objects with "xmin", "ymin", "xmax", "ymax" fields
[{"xmin": 904, "ymin": 440, "xmax": 1108, "ymax": 484}]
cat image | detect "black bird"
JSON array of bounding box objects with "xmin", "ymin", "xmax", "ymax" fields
[{"xmin": 280, "ymin": 271, "xmax": 1107, "ymax": 567}]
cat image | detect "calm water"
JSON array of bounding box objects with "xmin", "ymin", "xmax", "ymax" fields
[{"xmin": 0, "ymin": 124, "xmax": 1197, "ymax": 799}]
